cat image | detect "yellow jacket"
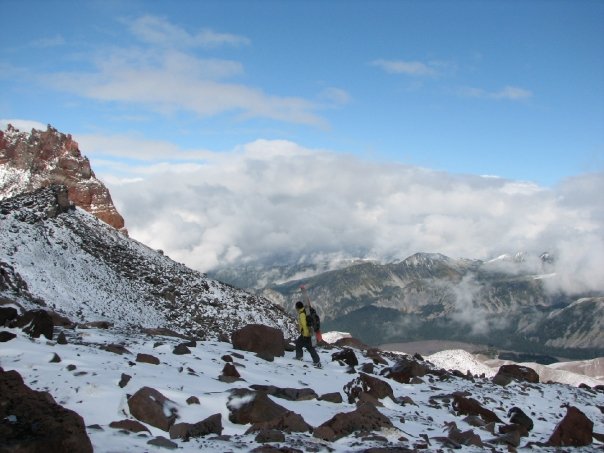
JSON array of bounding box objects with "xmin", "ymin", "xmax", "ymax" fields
[{"xmin": 297, "ymin": 307, "xmax": 311, "ymax": 337}]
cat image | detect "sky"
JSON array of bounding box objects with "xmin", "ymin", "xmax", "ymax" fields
[{"xmin": 1, "ymin": 0, "xmax": 604, "ymax": 285}]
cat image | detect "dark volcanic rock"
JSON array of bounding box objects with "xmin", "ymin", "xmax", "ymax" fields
[
  {"xmin": 313, "ymin": 402, "xmax": 393, "ymax": 442},
  {"xmin": 0, "ymin": 368, "xmax": 93, "ymax": 452},
  {"xmin": 231, "ymin": 324, "xmax": 285, "ymax": 357},
  {"xmin": 451, "ymin": 394, "xmax": 502, "ymax": 424},
  {"xmin": 127, "ymin": 387, "xmax": 179, "ymax": 432},
  {"xmin": 13, "ymin": 309, "xmax": 54, "ymax": 340},
  {"xmin": 547, "ymin": 405, "xmax": 594, "ymax": 447},
  {"xmin": 344, "ymin": 372, "xmax": 394, "ymax": 404},
  {"xmin": 493, "ymin": 364, "xmax": 540, "ymax": 386},
  {"xmin": 227, "ymin": 388, "xmax": 289, "ymax": 425}
]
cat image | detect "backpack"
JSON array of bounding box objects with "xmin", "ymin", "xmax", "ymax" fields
[{"xmin": 306, "ymin": 306, "xmax": 321, "ymax": 332}]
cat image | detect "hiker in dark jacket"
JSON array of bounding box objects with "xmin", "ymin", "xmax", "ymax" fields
[{"xmin": 294, "ymin": 301, "xmax": 322, "ymax": 368}]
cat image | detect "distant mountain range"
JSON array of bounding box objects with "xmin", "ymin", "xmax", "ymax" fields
[{"xmin": 212, "ymin": 253, "xmax": 604, "ymax": 360}]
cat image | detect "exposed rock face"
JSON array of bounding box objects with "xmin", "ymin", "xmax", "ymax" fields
[
  {"xmin": 0, "ymin": 368, "xmax": 93, "ymax": 453},
  {"xmin": 0, "ymin": 124, "xmax": 126, "ymax": 233},
  {"xmin": 227, "ymin": 388, "xmax": 289, "ymax": 425}
]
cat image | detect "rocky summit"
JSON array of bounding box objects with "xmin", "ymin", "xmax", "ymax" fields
[{"xmin": 0, "ymin": 124, "xmax": 126, "ymax": 233}]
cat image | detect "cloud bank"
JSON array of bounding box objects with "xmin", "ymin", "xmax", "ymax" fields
[{"xmin": 94, "ymin": 138, "xmax": 603, "ymax": 294}]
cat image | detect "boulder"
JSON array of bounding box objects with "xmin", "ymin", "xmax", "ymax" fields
[
  {"xmin": 547, "ymin": 406, "xmax": 593, "ymax": 447},
  {"xmin": 508, "ymin": 406, "xmax": 533, "ymax": 432},
  {"xmin": 250, "ymin": 384, "xmax": 318, "ymax": 401},
  {"xmin": 313, "ymin": 402, "xmax": 393, "ymax": 442},
  {"xmin": 451, "ymin": 394, "xmax": 502, "ymax": 424},
  {"xmin": 109, "ymin": 419, "xmax": 151, "ymax": 434},
  {"xmin": 0, "ymin": 331, "xmax": 17, "ymax": 342},
  {"xmin": 0, "ymin": 369, "xmax": 93, "ymax": 452},
  {"xmin": 13, "ymin": 309, "xmax": 54, "ymax": 340},
  {"xmin": 245, "ymin": 411, "xmax": 312, "ymax": 434},
  {"xmin": 169, "ymin": 413, "xmax": 222, "ymax": 440},
  {"xmin": 226, "ymin": 388, "xmax": 289, "ymax": 425},
  {"xmin": 318, "ymin": 392, "xmax": 343, "ymax": 404},
  {"xmin": 0, "ymin": 306, "xmax": 18, "ymax": 325},
  {"xmin": 344, "ymin": 372, "xmax": 394, "ymax": 404},
  {"xmin": 493, "ymin": 364, "xmax": 539, "ymax": 386},
  {"xmin": 127, "ymin": 387, "xmax": 179, "ymax": 432},
  {"xmin": 332, "ymin": 348, "xmax": 359, "ymax": 368},
  {"xmin": 382, "ymin": 356, "xmax": 430, "ymax": 384},
  {"xmin": 231, "ymin": 324, "xmax": 285, "ymax": 357},
  {"xmin": 136, "ymin": 353, "xmax": 160, "ymax": 365}
]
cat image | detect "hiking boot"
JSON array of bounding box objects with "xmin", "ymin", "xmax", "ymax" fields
[{"xmin": 313, "ymin": 362, "xmax": 322, "ymax": 369}]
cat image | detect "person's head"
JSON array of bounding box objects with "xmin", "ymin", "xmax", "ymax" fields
[{"xmin": 295, "ymin": 301, "xmax": 304, "ymax": 310}]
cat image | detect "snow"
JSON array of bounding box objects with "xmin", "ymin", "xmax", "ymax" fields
[
  {"xmin": 321, "ymin": 331, "xmax": 352, "ymax": 343},
  {"xmin": 1, "ymin": 327, "xmax": 603, "ymax": 452}
]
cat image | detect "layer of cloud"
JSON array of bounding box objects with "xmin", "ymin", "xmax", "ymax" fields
[
  {"xmin": 371, "ymin": 59, "xmax": 438, "ymax": 77},
  {"xmin": 128, "ymin": 15, "xmax": 251, "ymax": 48},
  {"xmin": 97, "ymin": 139, "xmax": 603, "ymax": 295},
  {"xmin": 458, "ymin": 85, "xmax": 533, "ymax": 101},
  {"xmin": 35, "ymin": 16, "xmax": 327, "ymax": 127}
]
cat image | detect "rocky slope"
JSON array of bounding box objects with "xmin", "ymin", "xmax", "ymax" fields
[
  {"xmin": 0, "ymin": 124, "xmax": 126, "ymax": 233},
  {"xmin": 1, "ymin": 323, "xmax": 603, "ymax": 452},
  {"xmin": 0, "ymin": 185, "xmax": 297, "ymax": 340},
  {"xmin": 260, "ymin": 254, "xmax": 604, "ymax": 359}
]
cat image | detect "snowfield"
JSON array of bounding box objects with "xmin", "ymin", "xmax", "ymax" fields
[{"xmin": 1, "ymin": 327, "xmax": 603, "ymax": 452}]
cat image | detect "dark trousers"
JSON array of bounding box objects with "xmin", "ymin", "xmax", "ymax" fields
[{"xmin": 295, "ymin": 335, "xmax": 320, "ymax": 363}]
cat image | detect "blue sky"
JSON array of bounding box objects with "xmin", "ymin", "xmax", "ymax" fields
[
  {"xmin": 2, "ymin": 0, "xmax": 603, "ymax": 185},
  {"xmin": 2, "ymin": 1, "xmax": 604, "ymax": 287}
]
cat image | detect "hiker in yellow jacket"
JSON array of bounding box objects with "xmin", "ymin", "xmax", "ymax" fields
[{"xmin": 294, "ymin": 301, "xmax": 322, "ymax": 368}]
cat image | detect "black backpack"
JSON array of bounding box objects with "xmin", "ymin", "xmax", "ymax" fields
[{"xmin": 306, "ymin": 306, "xmax": 321, "ymax": 332}]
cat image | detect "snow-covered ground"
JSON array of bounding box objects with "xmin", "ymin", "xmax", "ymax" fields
[{"xmin": 1, "ymin": 327, "xmax": 603, "ymax": 452}]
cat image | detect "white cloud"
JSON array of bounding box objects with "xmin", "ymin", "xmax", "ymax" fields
[
  {"xmin": 0, "ymin": 119, "xmax": 47, "ymax": 131},
  {"xmin": 100, "ymin": 139, "xmax": 604, "ymax": 294},
  {"xmin": 459, "ymin": 85, "xmax": 533, "ymax": 101},
  {"xmin": 128, "ymin": 15, "xmax": 251, "ymax": 48},
  {"xmin": 44, "ymin": 47, "xmax": 325, "ymax": 126},
  {"xmin": 371, "ymin": 59, "xmax": 438, "ymax": 76}
]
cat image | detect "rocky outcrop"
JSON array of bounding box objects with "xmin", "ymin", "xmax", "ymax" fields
[
  {"xmin": 493, "ymin": 364, "xmax": 540, "ymax": 386},
  {"xmin": 0, "ymin": 124, "xmax": 126, "ymax": 233},
  {"xmin": 313, "ymin": 403, "xmax": 394, "ymax": 442}
]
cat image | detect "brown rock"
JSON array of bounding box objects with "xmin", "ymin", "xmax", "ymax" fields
[
  {"xmin": 255, "ymin": 429, "xmax": 286, "ymax": 443},
  {"xmin": 226, "ymin": 388, "xmax": 289, "ymax": 425},
  {"xmin": 13, "ymin": 309, "xmax": 54, "ymax": 340},
  {"xmin": 186, "ymin": 396, "xmax": 200, "ymax": 405},
  {"xmin": 452, "ymin": 394, "xmax": 502, "ymax": 424},
  {"xmin": 0, "ymin": 331, "xmax": 17, "ymax": 342},
  {"xmin": 118, "ymin": 373, "xmax": 132, "ymax": 388},
  {"xmin": 250, "ymin": 384, "xmax": 317, "ymax": 401},
  {"xmin": 318, "ymin": 392, "xmax": 343, "ymax": 404},
  {"xmin": 383, "ymin": 356, "xmax": 430, "ymax": 384},
  {"xmin": 332, "ymin": 347, "xmax": 359, "ymax": 367},
  {"xmin": 547, "ymin": 405, "xmax": 594, "ymax": 447},
  {"xmin": 0, "ymin": 368, "xmax": 93, "ymax": 452},
  {"xmin": 313, "ymin": 402, "xmax": 393, "ymax": 442},
  {"xmin": 127, "ymin": 387, "xmax": 179, "ymax": 432},
  {"xmin": 109, "ymin": 419, "xmax": 151, "ymax": 434},
  {"xmin": 245, "ymin": 411, "xmax": 312, "ymax": 434},
  {"xmin": 333, "ymin": 336, "xmax": 368, "ymax": 349},
  {"xmin": 493, "ymin": 364, "xmax": 539, "ymax": 386},
  {"xmin": 231, "ymin": 324, "xmax": 285, "ymax": 357},
  {"xmin": 136, "ymin": 353, "xmax": 160, "ymax": 365},
  {"xmin": 344, "ymin": 372, "xmax": 394, "ymax": 404},
  {"xmin": 169, "ymin": 413, "xmax": 222, "ymax": 439}
]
